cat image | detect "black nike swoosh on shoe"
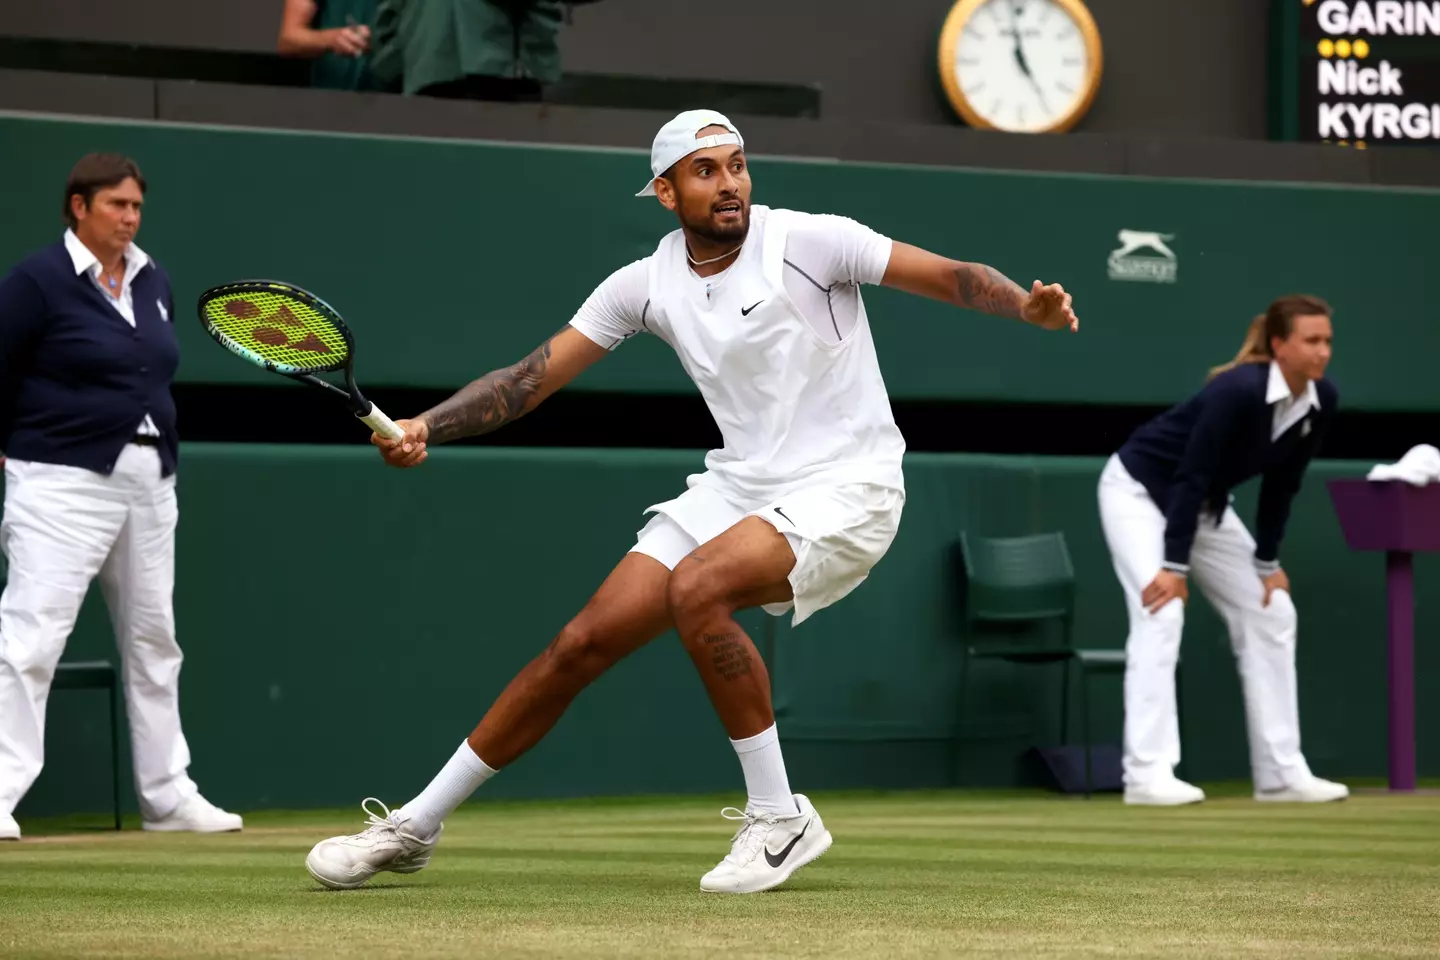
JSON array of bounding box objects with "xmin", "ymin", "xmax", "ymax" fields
[
  {"xmin": 741, "ymin": 300, "xmax": 765, "ymax": 316},
  {"xmin": 764, "ymin": 819, "xmax": 809, "ymax": 868}
]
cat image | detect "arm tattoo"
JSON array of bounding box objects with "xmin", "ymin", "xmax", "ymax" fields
[
  {"xmin": 952, "ymin": 262, "xmax": 1026, "ymax": 320},
  {"xmin": 420, "ymin": 333, "xmax": 556, "ymax": 444},
  {"xmin": 702, "ymin": 632, "xmax": 754, "ymax": 683}
]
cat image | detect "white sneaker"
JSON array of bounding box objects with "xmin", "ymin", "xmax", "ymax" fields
[
  {"xmin": 143, "ymin": 793, "xmax": 243, "ymax": 833},
  {"xmin": 1255, "ymin": 777, "xmax": 1349, "ymax": 803},
  {"xmin": 306, "ymin": 798, "xmax": 441, "ymax": 890},
  {"xmin": 1124, "ymin": 777, "xmax": 1206, "ymax": 806},
  {"xmin": 0, "ymin": 812, "xmax": 19, "ymax": 841},
  {"xmin": 700, "ymin": 793, "xmax": 833, "ymax": 894}
]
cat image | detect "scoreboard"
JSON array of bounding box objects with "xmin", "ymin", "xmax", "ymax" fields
[{"xmin": 1273, "ymin": 0, "xmax": 1440, "ymax": 144}]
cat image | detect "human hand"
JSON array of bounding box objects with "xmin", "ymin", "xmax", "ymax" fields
[
  {"xmin": 373, "ymin": 417, "xmax": 428, "ymax": 467},
  {"xmin": 327, "ymin": 24, "xmax": 370, "ymax": 57},
  {"xmin": 1141, "ymin": 569, "xmax": 1189, "ymax": 614},
  {"xmin": 1020, "ymin": 280, "xmax": 1078, "ymax": 332},
  {"xmin": 1261, "ymin": 568, "xmax": 1290, "ymax": 607}
]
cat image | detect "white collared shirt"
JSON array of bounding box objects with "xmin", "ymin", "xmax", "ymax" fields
[
  {"xmin": 1267, "ymin": 360, "xmax": 1320, "ymax": 442},
  {"xmin": 63, "ymin": 229, "xmax": 160, "ymax": 437}
]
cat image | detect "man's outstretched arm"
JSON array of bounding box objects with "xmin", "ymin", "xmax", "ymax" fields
[
  {"xmin": 374, "ymin": 325, "xmax": 608, "ymax": 466},
  {"xmin": 420, "ymin": 325, "xmax": 606, "ymax": 442},
  {"xmin": 880, "ymin": 241, "xmax": 1078, "ymax": 332}
]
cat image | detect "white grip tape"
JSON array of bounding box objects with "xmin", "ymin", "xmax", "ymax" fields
[{"xmin": 359, "ymin": 404, "xmax": 404, "ymax": 441}]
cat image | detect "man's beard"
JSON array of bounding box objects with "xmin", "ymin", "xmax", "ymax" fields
[{"xmin": 683, "ymin": 203, "xmax": 749, "ymax": 244}]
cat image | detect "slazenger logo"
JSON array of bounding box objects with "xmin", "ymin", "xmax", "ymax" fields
[{"xmin": 1107, "ymin": 229, "xmax": 1178, "ymax": 284}]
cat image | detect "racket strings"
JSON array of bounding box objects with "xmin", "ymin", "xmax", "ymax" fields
[{"xmin": 202, "ymin": 291, "xmax": 350, "ymax": 372}]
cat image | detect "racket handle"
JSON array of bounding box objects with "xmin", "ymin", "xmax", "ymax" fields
[{"xmin": 358, "ymin": 403, "xmax": 405, "ymax": 442}]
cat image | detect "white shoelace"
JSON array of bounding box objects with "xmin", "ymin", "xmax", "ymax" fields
[
  {"xmin": 345, "ymin": 797, "xmax": 401, "ymax": 840},
  {"xmin": 718, "ymin": 806, "xmax": 803, "ymax": 867},
  {"xmin": 349, "ymin": 797, "xmax": 437, "ymax": 847}
]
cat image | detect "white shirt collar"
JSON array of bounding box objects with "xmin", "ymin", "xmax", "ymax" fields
[
  {"xmin": 1266, "ymin": 360, "xmax": 1320, "ymax": 411},
  {"xmin": 63, "ymin": 228, "xmax": 149, "ymax": 279}
]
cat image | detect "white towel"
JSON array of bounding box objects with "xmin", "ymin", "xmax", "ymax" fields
[{"xmin": 1367, "ymin": 444, "xmax": 1440, "ymax": 486}]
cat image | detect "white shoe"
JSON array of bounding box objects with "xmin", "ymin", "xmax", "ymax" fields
[
  {"xmin": 1255, "ymin": 777, "xmax": 1349, "ymax": 803},
  {"xmin": 143, "ymin": 793, "xmax": 243, "ymax": 833},
  {"xmin": 1124, "ymin": 777, "xmax": 1206, "ymax": 806},
  {"xmin": 0, "ymin": 812, "xmax": 18, "ymax": 841},
  {"xmin": 306, "ymin": 798, "xmax": 441, "ymax": 890},
  {"xmin": 700, "ymin": 793, "xmax": 833, "ymax": 894}
]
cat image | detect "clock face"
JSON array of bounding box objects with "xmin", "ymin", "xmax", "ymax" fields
[{"xmin": 941, "ymin": 0, "xmax": 1101, "ymax": 133}]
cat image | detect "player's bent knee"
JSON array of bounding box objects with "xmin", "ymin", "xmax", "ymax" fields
[
  {"xmin": 665, "ymin": 563, "xmax": 726, "ymax": 630},
  {"xmin": 541, "ymin": 619, "xmax": 616, "ymax": 681}
]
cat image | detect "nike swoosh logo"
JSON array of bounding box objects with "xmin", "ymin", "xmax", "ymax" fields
[
  {"xmin": 741, "ymin": 300, "xmax": 765, "ymax": 316},
  {"xmin": 773, "ymin": 506, "xmax": 793, "ymax": 525},
  {"xmin": 765, "ymin": 820, "xmax": 808, "ymax": 868}
]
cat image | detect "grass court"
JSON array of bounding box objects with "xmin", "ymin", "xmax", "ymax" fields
[{"xmin": 3, "ymin": 786, "xmax": 1437, "ymax": 958}]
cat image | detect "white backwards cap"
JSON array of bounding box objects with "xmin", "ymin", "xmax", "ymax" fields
[{"xmin": 636, "ymin": 109, "xmax": 744, "ymax": 197}]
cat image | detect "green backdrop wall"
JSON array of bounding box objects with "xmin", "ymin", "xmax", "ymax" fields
[
  {"xmin": 2, "ymin": 112, "xmax": 1438, "ymax": 410},
  {"xmin": 12, "ymin": 445, "xmax": 1434, "ymax": 819}
]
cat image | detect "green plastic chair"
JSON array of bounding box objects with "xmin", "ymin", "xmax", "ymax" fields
[
  {"xmin": 51, "ymin": 661, "xmax": 123, "ymax": 830},
  {"xmin": 958, "ymin": 530, "xmax": 1152, "ymax": 797}
]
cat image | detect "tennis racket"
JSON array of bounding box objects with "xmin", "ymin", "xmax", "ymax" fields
[{"xmin": 196, "ymin": 280, "xmax": 404, "ymax": 441}]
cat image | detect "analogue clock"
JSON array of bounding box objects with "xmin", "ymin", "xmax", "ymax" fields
[{"xmin": 937, "ymin": 0, "xmax": 1104, "ymax": 134}]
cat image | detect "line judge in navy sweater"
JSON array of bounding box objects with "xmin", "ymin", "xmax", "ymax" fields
[
  {"xmin": 1098, "ymin": 294, "xmax": 1348, "ymax": 807},
  {"xmin": 0, "ymin": 154, "xmax": 240, "ymax": 840}
]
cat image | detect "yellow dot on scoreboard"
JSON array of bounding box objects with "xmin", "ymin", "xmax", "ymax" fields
[
  {"xmin": 1318, "ymin": 39, "xmax": 1335, "ymax": 57},
  {"xmin": 1335, "ymin": 39, "xmax": 1352, "ymax": 58},
  {"xmin": 1356, "ymin": 140, "xmax": 1368, "ymax": 149},
  {"xmin": 1354, "ymin": 39, "xmax": 1370, "ymax": 58}
]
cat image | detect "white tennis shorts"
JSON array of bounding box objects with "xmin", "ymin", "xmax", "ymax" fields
[{"xmin": 630, "ymin": 474, "xmax": 905, "ymax": 626}]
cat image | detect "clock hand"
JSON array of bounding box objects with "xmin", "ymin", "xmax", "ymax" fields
[
  {"xmin": 1006, "ymin": 2, "xmax": 1030, "ymax": 77},
  {"xmin": 1007, "ymin": 1, "xmax": 1053, "ymax": 116},
  {"xmin": 1024, "ymin": 67, "xmax": 1052, "ymax": 116}
]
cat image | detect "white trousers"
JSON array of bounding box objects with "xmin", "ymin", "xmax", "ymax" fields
[
  {"xmin": 1098, "ymin": 455, "xmax": 1314, "ymax": 791},
  {"xmin": 0, "ymin": 445, "xmax": 197, "ymax": 820}
]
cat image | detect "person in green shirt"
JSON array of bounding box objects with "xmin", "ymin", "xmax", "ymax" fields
[
  {"xmin": 373, "ymin": 0, "xmax": 570, "ymax": 101},
  {"xmin": 277, "ymin": 0, "xmax": 399, "ymax": 92}
]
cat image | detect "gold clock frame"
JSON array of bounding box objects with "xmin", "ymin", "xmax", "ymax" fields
[{"xmin": 937, "ymin": 0, "xmax": 1104, "ymax": 134}]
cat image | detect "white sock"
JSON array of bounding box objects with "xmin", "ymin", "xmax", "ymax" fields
[
  {"xmin": 398, "ymin": 740, "xmax": 497, "ymax": 837},
  {"xmin": 731, "ymin": 724, "xmax": 799, "ymax": 816}
]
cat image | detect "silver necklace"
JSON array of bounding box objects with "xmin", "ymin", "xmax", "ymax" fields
[
  {"xmin": 687, "ymin": 242, "xmax": 743, "ymax": 267},
  {"xmin": 100, "ymin": 259, "xmax": 124, "ymax": 289}
]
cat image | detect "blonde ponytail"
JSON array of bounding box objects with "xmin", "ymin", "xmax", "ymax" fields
[{"xmin": 1208, "ymin": 314, "xmax": 1271, "ymax": 380}]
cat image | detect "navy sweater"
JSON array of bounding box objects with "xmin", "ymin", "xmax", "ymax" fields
[
  {"xmin": 0, "ymin": 241, "xmax": 180, "ymax": 476},
  {"xmin": 1117, "ymin": 362, "xmax": 1335, "ymax": 573}
]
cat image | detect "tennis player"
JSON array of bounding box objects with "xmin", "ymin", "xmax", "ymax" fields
[
  {"xmin": 306, "ymin": 109, "xmax": 1078, "ymax": 892},
  {"xmin": 1099, "ymin": 295, "xmax": 1348, "ymax": 806}
]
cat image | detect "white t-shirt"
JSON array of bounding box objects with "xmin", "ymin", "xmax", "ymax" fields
[
  {"xmin": 570, "ymin": 206, "xmax": 906, "ymax": 498},
  {"xmin": 570, "ymin": 213, "xmax": 893, "ymax": 349}
]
